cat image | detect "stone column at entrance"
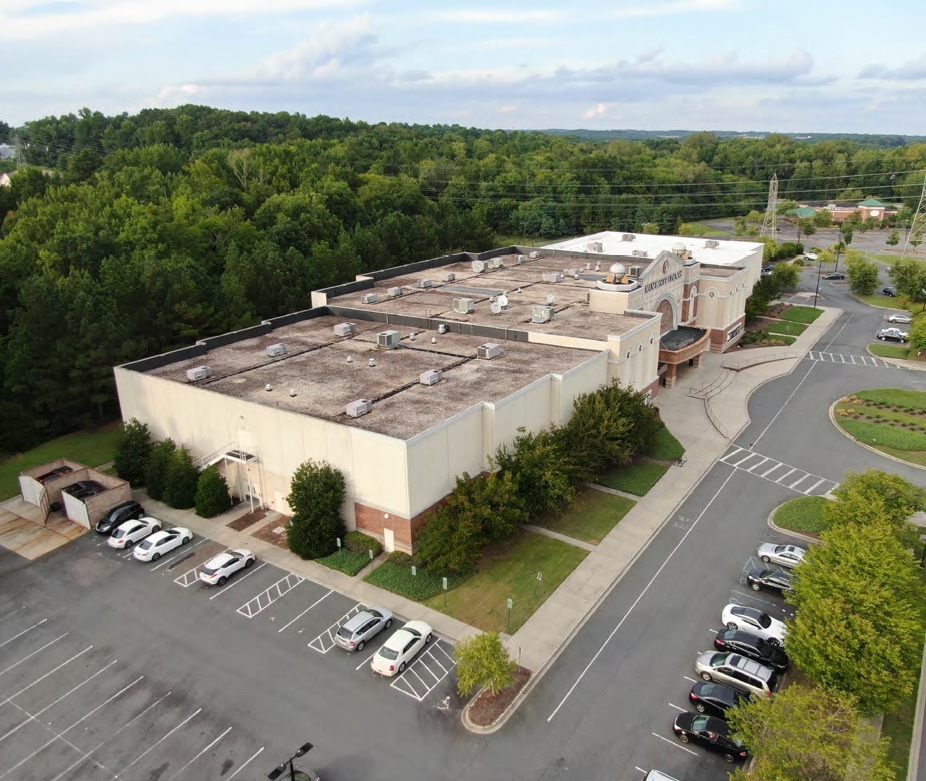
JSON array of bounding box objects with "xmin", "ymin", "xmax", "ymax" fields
[
  {"xmin": 691, "ymin": 353, "xmax": 704, "ymax": 368},
  {"xmin": 664, "ymin": 363, "xmax": 678, "ymax": 388}
]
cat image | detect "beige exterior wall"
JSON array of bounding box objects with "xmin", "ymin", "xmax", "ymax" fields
[
  {"xmin": 607, "ymin": 317, "xmax": 661, "ymax": 389},
  {"xmin": 694, "ymin": 270, "xmax": 751, "ymax": 332}
]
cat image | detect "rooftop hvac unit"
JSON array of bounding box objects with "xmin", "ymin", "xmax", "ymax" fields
[
  {"xmin": 453, "ymin": 297, "xmax": 475, "ymax": 314},
  {"xmin": 387, "ymin": 287, "xmax": 403, "ymax": 298},
  {"xmin": 472, "ymin": 260, "xmax": 487, "ymax": 273},
  {"xmin": 532, "ymin": 305, "xmax": 554, "ymax": 323},
  {"xmin": 419, "ymin": 370, "xmax": 442, "ymax": 386},
  {"xmin": 586, "ymin": 241, "xmax": 603, "ymax": 253},
  {"xmin": 705, "ymin": 239, "xmax": 720, "ymax": 248},
  {"xmin": 417, "ymin": 278, "xmax": 434, "ymax": 289},
  {"xmin": 631, "ymin": 249, "xmax": 648, "ymax": 258},
  {"xmin": 529, "ymin": 251, "xmax": 540, "ymax": 259},
  {"xmin": 333, "ymin": 322, "xmax": 356, "ymax": 337},
  {"xmin": 477, "ymin": 343, "xmax": 503, "ymax": 360},
  {"xmin": 186, "ymin": 366, "xmax": 211, "ymax": 382},
  {"xmin": 437, "ymin": 323, "xmax": 448, "ymax": 334},
  {"xmin": 442, "ymin": 272, "xmax": 456, "ymax": 282},
  {"xmin": 515, "ymin": 254, "xmax": 527, "ymax": 263},
  {"xmin": 265, "ymin": 343, "xmax": 287, "ymax": 358},
  {"xmin": 621, "ymin": 233, "xmax": 636, "ymax": 242},
  {"xmin": 489, "ymin": 257, "xmax": 505, "ymax": 268},
  {"xmin": 345, "ymin": 399, "xmax": 373, "ymax": 418},
  {"xmin": 542, "ymin": 272, "xmax": 563, "ymax": 283},
  {"xmin": 564, "ymin": 268, "xmax": 578, "ymax": 277},
  {"xmin": 377, "ymin": 330, "xmax": 401, "ymax": 349},
  {"xmin": 629, "ymin": 266, "xmax": 643, "ymax": 278},
  {"xmin": 361, "ymin": 293, "xmax": 379, "ymax": 304}
]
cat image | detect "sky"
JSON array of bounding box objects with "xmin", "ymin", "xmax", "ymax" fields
[{"xmin": 2, "ymin": 0, "xmax": 926, "ymax": 134}]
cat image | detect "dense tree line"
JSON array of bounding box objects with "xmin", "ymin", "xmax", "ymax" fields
[{"xmin": 1, "ymin": 105, "xmax": 926, "ymax": 454}]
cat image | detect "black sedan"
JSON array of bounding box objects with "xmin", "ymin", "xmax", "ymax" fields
[
  {"xmin": 96, "ymin": 500, "xmax": 146, "ymax": 535},
  {"xmin": 713, "ymin": 628, "xmax": 790, "ymax": 671},
  {"xmin": 823, "ymin": 272, "xmax": 845, "ymax": 280},
  {"xmin": 746, "ymin": 567, "xmax": 793, "ymax": 595},
  {"xmin": 63, "ymin": 480, "xmax": 107, "ymax": 499},
  {"xmin": 37, "ymin": 465, "xmax": 73, "ymax": 484},
  {"xmin": 673, "ymin": 712, "xmax": 749, "ymax": 763},
  {"xmin": 688, "ymin": 681, "xmax": 745, "ymax": 719}
]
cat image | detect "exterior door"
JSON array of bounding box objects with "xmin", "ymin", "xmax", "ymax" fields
[{"xmin": 383, "ymin": 527, "xmax": 395, "ymax": 553}]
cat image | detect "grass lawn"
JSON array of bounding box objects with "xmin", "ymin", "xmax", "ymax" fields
[
  {"xmin": 647, "ymin": 425, "xmax": 686, "ymax": 461},
  {"xmin": 849, "ymin": 388, "xmax": 926, "ymax": 410},
  {"xmin": 685, "ymin": 222, "xmax": 730, "ymax": 237},
  {"xmin": 365, "ymin": 560, "xmax": 465, "ymax": 601},
  {"xmin": 863, "ymin": 252, "xmax": 905, "ymax": 266},
  {"xmin": 533, "ymin": 486, "xmax": 635, "ymax": 544},
  {"xmin": 316, "ymin": 549, "xmax": 370, "ymax": 576},
  {"xmin": 0, "ymin": 423, "xmax": 123, "ymax": 501},
  {"xmin": 766, "ymin": 320, "xmax": 807, "ymax": 336},
  {"xmin": 423, "ymin": 529, "xmax": 588, "ymax": 633},
  {"xmin": 772, "ymin": 496, "xmax": 831, "ymax": 536},
  {"xmin": 855, "ymin": 293, "xmax": 904, "ymax": 309},
  {"xmin": 869, "ymin": 343, "xmax": 915, "ymax": 359},
  {"xmin": 598, "ymin": 461, "xmax": 668, "ymax": 497},
  {"xmin": 779, "ymin": 305, "xmax": 823, "ymax": 324}
]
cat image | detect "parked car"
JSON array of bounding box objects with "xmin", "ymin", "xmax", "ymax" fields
[
  {"xmin": 96, "ymin": 500, "xmax": 146, "ymax": 535},
  {"xmin": 199, "ymin": 549, "xmax": 256, "ymax": 586},
  {"xmin": 721, "ymin": 604, "xmax": 787, "ymax": 645},
  {"xmin": 672, "ymin": 712, "xmax": 750, "ymax": 763},
  {"xmin": 878, "ymin": 327, "xmax": 908, "ymax": 342},
  {"xmin": 36, "ymin": 465, "xmax": 73, "ymax": 485},
  {"xmin": 761, "ymin": 265, "xmax": 773, "ymax": 276},
  {"xmin": 688, "ymin": 681, "xmax": 746, "ymax": 719},
  {"xmin": 107, "ymin": 517, "xmax": 162, "ymax": 549},
  {"xmin": 63, "ymin": 480, "xmax": 107, "ymax": 499},
  {"xmin": 746, "ymin": 568, "xmax": 794, "ymax": 595},
  {"xmin": 713, "ymin": 629, "xmax": 790, "ymax": 671},
  {"xmin": 883, "ymin": 285, "xmax": 898, "ymax": 297},
  {"xmin": 823, "ymin": 272, "xmax": 845, "ymax": 280},
  {"xmin": 888, "ymin": 313, "xmax": 913, "ymax": 324},
  {"xmin": 757, "ymin": 542, "xmax": 806, "ymax": 569},
  {"xmin": 371, "ymin": 620, "xmax": 432, "ymax": 676},
  {"xmin": 644, "ymin": 771, "xmax": 683, "ymax": 781},
  {"xmin": 694, "ymin": 651, "xmax": 778, "ymax": 698},
  {"xmin": 133, "ymin": 527, "xmax": 193, "ymax": 562},
  {"xmin": 334, "ymin": 607, "xmax": 394, "ymax": 652}
]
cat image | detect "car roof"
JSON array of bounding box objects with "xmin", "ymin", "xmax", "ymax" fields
[
  {"xmin": 342, "ymin": 610, "xmax": 377, "ymax": 631},
  {"xmin": 731, "ymin": 604, "xmax": 763, "ymax": 619},
  {"xmin": 145, "ymin": 530, "xmax": 171, "ymax": 542},
  {"xmin": 696, "ymin": 681, "xmax": 740, "ymax": 705},
  {"xmin": 728, "ymin": 653, "xmax": 773, "ymax": 678},
  {"xmin": 206, "ymin": 552, "xmax": 235, "ymax": 566},
  {"xmin": 382, "ymin": 628, "xmax": 416, "ymax": 650}
]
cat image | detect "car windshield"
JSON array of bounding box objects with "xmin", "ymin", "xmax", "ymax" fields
[
  {"xmin": 379, "ymin": 647, "xmax": 399, "ymax": 660},
  {"xmin": 758, "ymin": 613, "xmax": 772, "ymax": 628},
  {"xmin": 137, "ymin": 539, "xmax": 154, "ymax": 550},
  {"xmin": 757, "ymin": 639, "xmax": 774, "ymax": 655},
  {"xmin": 337, "ymin": 626, "xmax": 354, "ymax": 639},
  {"xmin": 112, "ymin": 527, "xmax": 131, "ymax": 538}
]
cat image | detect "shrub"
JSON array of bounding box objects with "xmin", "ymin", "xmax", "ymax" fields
[
  {"xmin": 365, "ymin": 560, "xmax": 460, "ymax": 601},
  {"xmin": 194, "ymin": 466, "xmax": 231, "ymax": 518},
  {"xmin": 286, "ymin": 459, "xmax": 346, "ymax": 559},
  {"xmin": 455, "ymin": 632, "xmax": 517, "ymax": 696},
  {"xmin": 388, "ymin": 551, "xmax": 414, "ymax": 568},
  {"xmin": 494, "ymin": 427, "xmax": 579, "ymax": 516},
  {"xmin": 316, "ymin": 548, "xmax": 369, "ymax": 576},
  {"xmin": 144, "ymin": 438, "xmax": 176, "ymax": 501},
  {"xmin": 113, "ymin": 418, "xmax": 152, "ymax": 487},
  {"xmin": 343, "ymin": 530, "xmax": 383, "ymax": 557},
  {"xmin": 163, "ymin": 446, "xmax": 198, "ymax": 509}
]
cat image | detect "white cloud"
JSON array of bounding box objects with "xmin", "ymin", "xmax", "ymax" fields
[
  {"xmin": 497, "ymin": 105, "xmax": 518, "ymax": 114},
  {"xmin": 427, "ymin": 9, "xmax": 562, "ymax": 23},
  {"xmin": 582, "ymin": 102, "xmax": 613, "ymax": 119},
  {"xmin": 610, "ymin": 0, "xmax": 744, "ymax": 18},
  {"xmin": 860, "ymin": 54, "xmax": 926, "ymax": 80}
]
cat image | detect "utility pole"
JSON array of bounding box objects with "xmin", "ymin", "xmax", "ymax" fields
[
  {"xmin": 901, "ymin": 171, "xmax": 926, "ymax": 260},
  {"xmin": 13, "ymin": 134, "xmax": 26, "ymax": 171},
  {"xmin": 760, "ymin": 174, "xmax": 778, "ymax": 243}
]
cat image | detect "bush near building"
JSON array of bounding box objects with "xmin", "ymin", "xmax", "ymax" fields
[
  {"xmin": 455, "ymin": 632, "xmax": 517, "ymax": 697},
  {"xmin": 194, "ymin": 466, "xmax": 231, "ymax": 518},
  {"xmin": 343, "ymin": 530, "xmax": 383, "ymax": 557},
  {"xmin": 493, "ymin": 427, "xmax": 579, "ymax": 516},
  {"xmin": 163, "ymin": 446, "xmax": 198, "ymax": 509},
  {"xmin": 286, "ymin": 459, "xmax": 346, "ymax": 560},
  {"xmin": 113, "ymin": 418, "xmax": 152, "ymax": 487},
  {"xmin": 144, "ymin": 438, "xmax": 176, "ymax": 501}
]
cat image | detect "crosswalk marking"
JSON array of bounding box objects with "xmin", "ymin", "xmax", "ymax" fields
[
  {"xmin": 719, "ymin": 446, "xmax": 836, "ymax": 496},
  {"xmin": 805, "ymin": 351, "xmax": 898, "ymax": 368}
]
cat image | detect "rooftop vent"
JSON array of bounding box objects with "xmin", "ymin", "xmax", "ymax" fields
[
  {"xmin": 621, "ymin": 233, "xmax": 636, "ymax": 241},
  {"xmin": 361, "ymin": 293, "xmax": 379, "ymax": 304},
  {"xmin": 289, "ymin": 388, "xmax": 297, "ymax": 397},
  {"xmin": 437, "ymin": 323, "xmax": 448, "ymax": 334},
  {"xmin": 476, "ymin": 343, "xmax": 503, "ymax": 360},
  {"xmin": 515, "ymin": 254, "xmax": 527, "ymax": 263},
  {"xmin": 586, "ymin": 241, "xmax": 603, "ymax": 252},
  {"xmin": 631, "ymin": 249, "xmax": 648, "ymax": 258},
  {"xmin": 532, "ymin": 305, "xmax": 554, "ymax": 323},
  {"xmin": 265, "ymin": 383, "xmax": 273, "ymax": 392},
  {"xmin": 453, "ymin": 297, "xmax": 475, "ymax": 314},
  {"xmin": 442, "ymin": 272, "xmax": 456, "ymax": 282},
  {"xmin": 489, "ymin": 301, "xmax": 503, "ymax": 315},
  {"xmin": 489, "ymin": 257, "xmax": 505, "ymax": 269},
  {"xmin": 333, "ymin": 322, "xmax": 356, "ymax": 337},
  {"xmin": 265, "ymin": 343, "xmax": 287, "ymax": 358},
  {"xmin": 529, "ymin": 251, "xmax": 540, "ymax": 259},
  {"xmin": 419, "ymin": 370, "xmax": 442, "ymax": 386},
  {"xmin": 629, "ymin": 265, "xmax": 643, "ymax": 278},
  {"xmin": 377, "ymin": 330, "xmax": 401, "ymax": 349},
  {"xmin": 387, "ymin": 286, "xmax": 403, "ymax": 298},
  {"xmin": 417, "ymin": 278, "xmax": 434, "ymax": 289},
  {"xmin": 186, "ymin": 366, "xmax": 211, "ymax": 382},
  {"xmin": 472, "ymin": 260, "xmax": 487, "ymax": 273},
  {"xmin": 705, "ymin": 239, "xmax": 720, "ymax": 248},
  {"xmin": 345, "ymin": 399, "xmax": 372, "ymax": 418},
  {"xmin": 542, "ymin": 272, "xmax": 563, "ymax": 283}
]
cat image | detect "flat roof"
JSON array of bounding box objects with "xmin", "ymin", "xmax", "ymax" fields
[
  {"xmin": 544, "ymin": 231, "xmax": 763, "ymax": 267},
  {"xmin": 147, "ymin": 315, "xmax": 600, "ymax": 439}
]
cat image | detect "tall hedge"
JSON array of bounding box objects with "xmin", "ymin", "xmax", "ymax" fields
[
  {"xmin": 163, "ymin": 446, "xmax": 198, "ymax": 509},
  {"xmin": 144, "ymin": 438, "xmax": 176, "ymax": 501},
  {"xmin": 286, "ymin": 459, "xmax": 346, "ymax": 559},
  {"xmin": 195, "ymin": 466, "xmax": 232, "ymax": 518},
  {"xmin": 113, "ymin": 418, "xmax": 153, "ymax": 487}
]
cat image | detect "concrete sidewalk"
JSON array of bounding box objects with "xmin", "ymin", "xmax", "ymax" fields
[{"xmin": 132, "ymin": 304, "xmax": 840, "ymax": 729}]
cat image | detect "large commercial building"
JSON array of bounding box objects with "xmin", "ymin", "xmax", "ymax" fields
[{"xmin": 115, "ymin": 232, "xmax": 762, "ymax": 552}]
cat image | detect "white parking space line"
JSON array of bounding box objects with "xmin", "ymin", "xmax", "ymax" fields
[
  {"xmin": 390, "ymin": 641, "xmax": 457, "ymax": 701},
  {"xmin": 0, "ymin": 633, "xmax": 68, "ymax": 679},
  {"xmin": 167, "ymin": 725, "xmax": 232, "ymax": 780},
  {"xmin": 226, "ymin": 747, "xmax": 264, "ymax": 781},
  {"xmin": 803, "ymin": 478, "xmax": 826, "ymax": 495},
  {"xmin": 788, "ymin": 473, "xmax": 811, "ymax": 489},
  {"xmin": 118, "ymin": 707, "xmax": 202, "ymax": 774},
  {"xmin": 356, "ymin": 650, "xmax": 377, "ymax": 671},
  {"xmin": 173, "ymin": 567, "xmax": 200, "ymax": 587},
  {"xmin": 150, "ymin": 539, "xmax": 207, "ymax": 572},
  {"xmin": 683, "ymin": 676, "xmax": 698, "ymax": 684},
  {"xmin": 759, "ymin": 463, "xmax": 785, "ymax": 478},
  {"xmin": 0, "ymin": 618, "xmax": 47, "ymax": 648},
  {"xmin": 308, "ymin": 603, "xmax": 362, "ymax": 651},
  {"xmin": 277, "ymin": 590, "xmax": 333, "ymax": 634},
  {"xmin": 46, "ymin": 743, "xmax": 106, "ymax": 781},
  {"xmin": 775, "ymin": 468, "xmax": 796, "ymax": 484},
  {"xmin": 6, "ymin": 644, "xmax": 93, "ymax": 700},
  {"xmin": 668, "ymin": 703, "xmax": 686, "ymax": 712},
  {"xmin": 61, "ymin": 676, "xmax": 144, "ymax": 735},
  {"xmin": 731, "ymin": 589, "xmax": 778, "ymax": 607},
  {"xmin": 115, "ymin": 690, "xmax": 172, "ymax": 737},
  {"xmin": 745, "ymin": 457, "xmax": 769, "ymax": 472},
  {"xmin": 651, "ymin": 733, "xmax": 698, "ymax": 756},
  {"xmin": 0, "ymin": 607, "xmax": 25, "ymax": 625},
  {"xmin": 208, "ymin": 562, "xmax": 266, "ymax": 600},
  {"xmin": 237, "ymin": 573, "xmax": 304, "ymax": 618}
]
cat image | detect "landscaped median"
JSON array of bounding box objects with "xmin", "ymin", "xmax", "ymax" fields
[
  {"xmin": 742, "ymin": 304, "xmax": 822, "ymax": 347},
  {"xmin": 833, "ymin": 388, "xmax": 926, "ymax": 467},
  {"xmin": 771, "ymin": 495, "xmax": 831, "ymax": 537}
]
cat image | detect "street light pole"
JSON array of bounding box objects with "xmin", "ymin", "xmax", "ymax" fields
[
  {"xmin": 813, "ymin": 255, "xmax": 823, "ymax": 309},
  {"xmin": 268, "ymin": 742, "xmax": 314, "ymax": 781}
]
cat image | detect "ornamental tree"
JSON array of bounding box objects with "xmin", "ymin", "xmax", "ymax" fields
[
  {"xmin": 144, "ymin": 438, "xmax": 176, "ymax": 501},
  {"xmin": 846, "ymin": 254, "xmax": 879, "ymax": 295},
  {"xmin": 455, "ymin": 632, "xmax": 517, "ymax": 696},
  {"xmin": 494, "ymin": 427, "xmax": 580, "ymax": 517},
  {"xmin": 113, "ymin": 418, "xmax": 153, "ymax": 487},
  {"xmin": 195, "ymin": 466, "xmax": 231, "ymax": 518},
  {"xmin": 286, "ymin": 459, "xmax": 346, "ymax": 559}
]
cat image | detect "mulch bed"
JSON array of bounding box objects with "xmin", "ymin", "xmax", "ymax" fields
[
  {"xmin": 226, "ymin": 509, "xmax": 266, "ymax": 531},
  {"xmin": 250, "ymin": 517, "xmax": 291, "ymax": 550},
  {"xmin": 466, "ymin": 667, "xmax": 532, "ymax": 728}
]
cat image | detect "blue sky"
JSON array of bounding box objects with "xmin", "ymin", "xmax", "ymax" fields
[{"xmin": 3, "ymin": 0, "xmax": 926, "ymax": 133}]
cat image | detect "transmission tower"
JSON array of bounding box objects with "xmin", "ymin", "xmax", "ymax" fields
[
  {"xmin": 901, "ymin": 170, "xmax": 926, "ymax": 260},
  {"xmin": 12, "ymin": 134, "xmax": 26, "ymax": 170},
  {"xmin": 760, "ymin": 173, "xmax": 778, "ymax": 242}
]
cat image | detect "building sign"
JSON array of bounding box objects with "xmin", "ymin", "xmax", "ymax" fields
[
  {"xmin": 727, "ymin": 324, "xmax": 743, "ymax": 341},
  {"xmin": 644, "ymin": 270, "xmax": 683, "ymax": 293}
]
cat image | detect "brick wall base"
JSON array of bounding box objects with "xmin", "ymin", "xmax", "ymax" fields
[{"xmin": 354, "ymin": 500, "xmax": 444, "ymax": 553}]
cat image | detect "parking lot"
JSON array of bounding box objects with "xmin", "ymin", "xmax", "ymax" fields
[{"xmin": 0, "ymin": 531, "xmax": 460, "ymax": 780}]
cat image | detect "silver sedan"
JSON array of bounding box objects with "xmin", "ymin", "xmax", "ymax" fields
[{"xmin": 757, "ymin": 543, "xmax": 806, "ymax": 569}]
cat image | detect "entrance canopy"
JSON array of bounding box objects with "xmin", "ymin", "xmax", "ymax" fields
[{"xmin": 659, "ymin": 326, "xmax": 709, "ymax": 364}]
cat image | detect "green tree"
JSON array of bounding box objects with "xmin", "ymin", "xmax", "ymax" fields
[
  {"xmin": 285, "ymin": 459, "xmax": 346, "ymax": 559},
  {"xmin": 787, "ymin": 520, "xmax": 925, "ymax": 713},
  {"xmin": 163, "ymin": 446, "xmax": 198, "ymax": 509},
  {"xmin": 823, "ymin": 468, "xmax": 924, "ymax": 545},
  {"xmin": 846, "ymin": 254, "xmax": 879, "ymax": 295},
  {"xmin": 889, "ymin": 258, "xmax": 926, "ymax": 305},
  {"xmin": 798, "ymin": 218, "xmax": 816, "ymax": 241},
  {"xmin": 641, "ymin": 222, "xmax": 660, "ymax": 234},
  {"xmin": 455, "ymin": 632, "xmax": 517, "ymax": 696},
  {"xmin": 910, "ymin": 316, "xmax": 926, "ymax": 352},
  {"xmin": 113, "ymin": 418, "xmax": 153, "ymax": 487},
  {"xmin": 887, "ymin": 229, "xmax": 900, "ymax": 246},
  {"xmin": 494, "ymin": 428, "xmax": 580, "ymax": 517},
  {"xmin": 195, "ymin": 466, "xmax": 231, "ymax": 518},
  {"xmin": 727, "ymin": 684, "xmax": 893, "ymax": 781},
  {"xmin": 144, "ymin": 438, "xmax": 176, "ymax": 501},
  {"xmin": 813, "ymin": 209, "xmax": 833, "ymax": 228},
  {"xmin": 770, "ymin": 262, "xmax": 799, "ymax": 292}
]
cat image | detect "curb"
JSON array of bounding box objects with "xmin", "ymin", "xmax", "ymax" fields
[
  {"xmin": 460, "ymin": 669, "xmax": 534, "ymax": 734},
  {"xmin": 766, "ymin": 505, "xmax": 827, "ymax": 545},
  {"xmin": 865, "ymin": 345, "xmax": 926, "ymax": 373},
  {"xmin": 827, "ymin": 399, "xmax": 926, "ymax": 472}
]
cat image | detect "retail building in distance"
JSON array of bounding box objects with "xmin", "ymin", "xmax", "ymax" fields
[{"xmin": 116, "ymin": 232, "xmax": 762, "ymax": 552}]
